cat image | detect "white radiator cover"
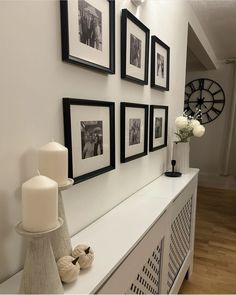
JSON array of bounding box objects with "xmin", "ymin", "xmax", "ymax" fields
[{"xmin": 99, "ymin": 174, "xmax": 197, "ymax": 294}]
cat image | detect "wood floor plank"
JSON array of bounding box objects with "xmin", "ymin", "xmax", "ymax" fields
[{"xmin": 179, "ymin": 186, "xmax": 236, "ymax": 294}]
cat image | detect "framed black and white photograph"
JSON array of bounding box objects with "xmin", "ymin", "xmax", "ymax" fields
[
  {"xmin": 149, "ymin": 105, "xmax": 168, "ymax": 151},
  {"xmin": 120, "ymin": 102, "xmax": 148, "ymax": 163},
  {"xmin": 63, "ymin": 98, "xmax": 115, "ymax": 184},
  {"xmin": 151, "ymin": 36, "xmax": 170, "ymax": 91},
  {"xmin": 121, "ymin": 9, "xmax": 150, "ymax": 85},
  {"xmin": 60, "ymin": 0, "xmax": 115, "ymax": 73}
]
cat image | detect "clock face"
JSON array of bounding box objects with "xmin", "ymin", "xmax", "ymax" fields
[{"xmin": 185, "ymin": 78, "xmax": 225, "ymax": 124}]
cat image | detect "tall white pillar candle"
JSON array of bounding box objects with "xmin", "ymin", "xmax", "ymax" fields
[
  {"xmin": 39, "ymin": 141, "xmax": 68, "ymax": 186},
  {"xmin": 22, "ymin": 175, "xmax": 58, "ymax": 232}
]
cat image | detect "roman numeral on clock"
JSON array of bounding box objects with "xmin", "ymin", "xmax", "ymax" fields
[
  {"xmin": 189, "ymin": 82, "xmax": 196, "ymax": 92},
  {"xmin": 207, "ymin": 81, "xmax": 214, "ymax": 90},
  {"xmin": 212, "ymin": 89, "xmax": 222, "ymax": 96},
  {"xmin": 205, "ymin": 112, "xmax": 212, "ymax": 122},
  {"xmin": 199, "ymin": 79, "xmax": 204, "ymax": 89},
  {"xmin": 185, "ymin": 92, "xmax": 190, "ymax": 98},
  {"xmin": 214, "ymin": 99, "xmax": 224, "ymax": 104},
  {"xmin": 212, "ymin": 107, "xmax": 221, "ymax": 115},
  {"xmin": 184, "ymin": 106, "xmax": 190, "ymax": 112}
]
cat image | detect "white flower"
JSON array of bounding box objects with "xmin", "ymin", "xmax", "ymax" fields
[
  {"xmin": 175, "ymin": 116, "xmax": 188, "ymax": 129},
  {"xmin": 190, "ymin": 119, "xmax": 200, "ymax": 128},
  {"xmin": 193, "ymin": 125, "xmax": 205, "ymax": 137}
]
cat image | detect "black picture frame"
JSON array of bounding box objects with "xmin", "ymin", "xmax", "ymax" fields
[
  {"xmin": 151, "ymin": 35, "xmax": 170, "ymax": 91},
  {"xmin": 121, "ymin": 9, "xmax": 150, "ymax": 85},
  {"xmin": 120, "ymin": 102, "xmax": 148, "ymax": 163},
  {"xmin": 63, "ymin": 98, "xmax": 115, "ymax": 184},
  {"xmin": 60, "ymin": 0, "xmax": 115, "ymax": 74},
  {"xmin": 149, "ymin": 105, "xmax": 168, "ymax": 151}
]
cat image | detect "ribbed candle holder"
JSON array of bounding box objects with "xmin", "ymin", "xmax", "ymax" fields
[
  {"xmin": 50, "ymin": 178, "xmax": 74, "ymax": 261},
  {"xmin": 16, "ymin": 218, "xmax": 64, "ymax": 294}
]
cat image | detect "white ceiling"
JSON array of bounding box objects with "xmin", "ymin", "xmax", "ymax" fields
[{"xmin": 189, "ymin": 0, "xmax": 236, "ymax": 60}]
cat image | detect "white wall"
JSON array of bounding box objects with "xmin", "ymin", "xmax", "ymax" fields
[
  {"xmin": 0, "ymin": 0, "xmax": 215, "ymax": 282},
  {"xmin": 186, "ymin": 63, "xmax": 234, "ymax": 175}
]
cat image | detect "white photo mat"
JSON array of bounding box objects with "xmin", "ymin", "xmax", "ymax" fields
[
  {"xmin": 155, "ymin": 42, "xmax": 168, "ymax": 88},
  {"xmin": 70, "ymin": 105, "xmax": 110, "ymax": 177},
  {"xmin": 125, "ymin": 107, "xmax": 145, "ymax": 158},
  {"xmin": 152, "ymin": 108, "xmax": 166, "ymax": 148},
  {"xmin": 121, "ymin": 9, "xmax": 149, "ymax": 85},
  {"xmin": 67, "ymin": 0, "xmax": 110, "ymax": 67},
  {"xmin": 126, "ymin": 18, "xmax": 146, "ymax": 81}
]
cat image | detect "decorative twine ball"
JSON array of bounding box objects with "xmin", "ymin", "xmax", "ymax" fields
[
  {"xmin": 57, "ymin": 255, "xmax": 80, "ymax": 283},
  {"xmin": 72, "ymin": 245, "xmax": 95, "ymax": 269}
]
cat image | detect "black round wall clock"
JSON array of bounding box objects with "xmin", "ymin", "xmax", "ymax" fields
[{"xmin": 185, "ymin": 78, "xmax": 225, "ymax": 124}]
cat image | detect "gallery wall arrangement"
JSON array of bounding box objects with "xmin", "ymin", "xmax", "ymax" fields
[
  {"xmin": 59, "ymin": 1, "xmax": 172, "ymax": 184},
  {"xmin": 60, "ymin": 1, "xmax": 171, "ymax": 91},
  {"xmin": 63, "ymin": 98, "xmax": 169, "ymax": 184}
]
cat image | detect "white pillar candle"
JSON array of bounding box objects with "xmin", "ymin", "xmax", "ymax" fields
[
  {"xmin": 22, "ymin": 175, "xmax": 58, "ymax": 232},
  {"xmin": 38, "ymin": 141, "xmax": 68, "ymax": 186}
]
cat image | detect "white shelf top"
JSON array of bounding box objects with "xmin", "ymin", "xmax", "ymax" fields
[{"xmin": 0, "ymin": 169, "xmax": 199, "ymax": 294}]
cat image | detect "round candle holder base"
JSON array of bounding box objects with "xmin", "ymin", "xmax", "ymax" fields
[
  {"xmin": 16, "ymin": 218, "xmax": 64, "ymax": 294},
  {"xmin": 59, "ymin": 178, "xmax": 74, "ymax": 191},
  {"xmin": 50, "ymin": 178, "xmax": 74, "ymax": 261}
]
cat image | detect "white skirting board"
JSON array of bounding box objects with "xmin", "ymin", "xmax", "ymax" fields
[{"xmin": 0, "ymin": 169, "xmax": 199, "ymax": 294}]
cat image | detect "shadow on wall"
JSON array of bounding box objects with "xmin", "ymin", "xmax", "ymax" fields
[
  {"xmin": 0, "ymin": 189, "xmax": 28, "ymax": 284},
  {"xmin": 16, "ymin": 148, "xmax": 38, "ymax": 274},
  {"xmin": 0, "ymin": 148, "xmax": 37, "ymax": 283},
  {"xmin": 0, "ymin": 191, "xmax": 11, "ymax": 282},
  {"xmin": 20, "ymin": 148, "xmax": 38, "ymax": 182}
]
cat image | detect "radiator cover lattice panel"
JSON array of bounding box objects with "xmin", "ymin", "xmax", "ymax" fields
[
  {"xmin": 128, "ymin": 240, "xmax": 163, "ymax": 294},
  {"xmin": 167, "ymin": 198, "xmax": 192, "ymax": 293}
]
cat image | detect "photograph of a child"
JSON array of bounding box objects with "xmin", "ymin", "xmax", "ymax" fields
[
  {"xmin": 129, "ymin": 118, "xmax": 141, "ymax": 145},
  {"xmin": 81, "ymin": 121, "xmax": 103, "ymax": 159}
]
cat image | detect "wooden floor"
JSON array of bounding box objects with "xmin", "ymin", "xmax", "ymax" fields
[{"xmin": 180, "ymin": 186, "xmax": 236, "ymax": 294}]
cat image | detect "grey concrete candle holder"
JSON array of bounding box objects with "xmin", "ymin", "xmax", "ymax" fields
[
  {"xmin": 16, "ymin": 218, "xmax": 64, "ymax": 294},
  {"xmin": 50, "ymin": 178, "xmax": 74, "ymax": 261}
]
